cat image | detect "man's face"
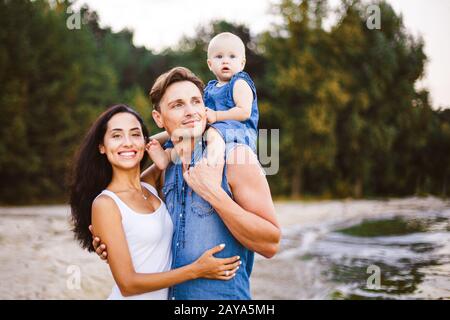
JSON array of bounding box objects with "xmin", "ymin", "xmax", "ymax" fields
[
  {"xmin": 152, "ymin": 80, "xmax": 207, "ymax": 142},
  {"xmin": 207, "ymin": 38, "xmax": 245, "ymax": 83}
]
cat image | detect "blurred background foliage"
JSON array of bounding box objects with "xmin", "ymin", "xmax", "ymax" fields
[{"xmin": 0, "ymin": 0, "xmax": 449, "ymax": 204}]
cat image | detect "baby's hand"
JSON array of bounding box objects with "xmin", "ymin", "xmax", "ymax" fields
[
  {"xmin": 146, "ymin": 139, "xmax": 170, "ymax": 170},
  {"xmin": 205, "ymin": 107, "xmax": 218, "ymax": 124}
]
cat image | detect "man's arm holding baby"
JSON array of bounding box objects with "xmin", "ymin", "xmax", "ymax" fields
[
  {"xmin": 183, "ymin": 145, "xmax": 281, "ymax": 258},
  {"xmin": 206, "ymin": 79, "xmax": 253, "ymax": 123}
]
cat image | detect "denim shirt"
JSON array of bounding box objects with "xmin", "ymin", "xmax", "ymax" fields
[
  {"xmin": 204, "ymin": 71, "xmax": 259, "ymax": 153},
  {"xmin": 163, "ymin": 137, "xmax": 254, "ymax": 300}
]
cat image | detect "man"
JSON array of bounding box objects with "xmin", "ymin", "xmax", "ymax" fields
[{"xmin": 91, "ymin": 67, "xmax": 280, "ymax": 299}]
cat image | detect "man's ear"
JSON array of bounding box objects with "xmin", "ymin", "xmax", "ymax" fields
[
  {"xmin": 99, "ymin": 144, "xmax": 105, "ymax": 154},
  {"xmin": 152, "ymin": 109, "xmax": 164, "ymax": 129}
]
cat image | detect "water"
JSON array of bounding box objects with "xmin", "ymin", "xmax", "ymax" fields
[
  {"xmin": 251, "ymin": 199, "xmax": 450, "ymax": 300},
  {"xmin": 1, "ymin": 199, "xmax": 449, "ymax": 299},
  {"xmin": 320, "ymin": 215, "xmax": 450, "ymax": 299}
]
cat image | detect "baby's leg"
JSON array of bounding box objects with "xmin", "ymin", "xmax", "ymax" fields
[
  {"xmin": 146, "ymin": 139, "xmax": 171, "ymax": 170},
  {"xmin": 205, "ymin": 127, "xmax": 226, "ymax": 167},
  {"xmin": 168, "ymin": 147, "xmax": 180, "ymax": 165}
]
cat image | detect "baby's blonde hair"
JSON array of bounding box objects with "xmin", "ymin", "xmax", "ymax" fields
[{"xmin": 207, "ymin": 32, "xmax": 246, "ymax": 58}]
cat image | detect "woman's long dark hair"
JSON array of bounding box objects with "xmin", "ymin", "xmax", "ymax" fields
[{"xmin": 69, "ymin": 104, "xmax": 149, "ymax": 252}]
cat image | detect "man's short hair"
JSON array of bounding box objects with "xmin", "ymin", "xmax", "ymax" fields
[{"xmin": 149, "ymin": 67, "xmax": 204, "ymax": 111}]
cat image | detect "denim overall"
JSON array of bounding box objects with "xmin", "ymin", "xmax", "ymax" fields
[{"xmin": 205, "ymin": 71, "xmax": 259, "ymax": 153}]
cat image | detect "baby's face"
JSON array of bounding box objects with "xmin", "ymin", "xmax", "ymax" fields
[{"xmin": 207, "ymin": 38, "xmax": 245, "ymax": 83}]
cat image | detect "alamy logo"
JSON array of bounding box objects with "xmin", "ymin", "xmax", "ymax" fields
[
  {"xmin": 66, "ymin": 265, "xmax": 81, "ymax": 290},
  {"xmin": 66, "ymin": 6, "xmax": 81, "ymax": 30},
  {"xmin": 366, "ymin": 5, "xmax": 381, "ymax": 30},
  {"xmin": 366, "ymin": 264, "xmax": 381, "ymax": 290},
  {"xmin": 54, "ymin": 0, "xmax": 81, "ymax": 30}
]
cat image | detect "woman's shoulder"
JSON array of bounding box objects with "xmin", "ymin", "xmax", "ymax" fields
[
  {"xmin": 91, "ymin": 193, "xmax": 123, "ymax": 236},
  {"xmin": 92, "ymin": 193, "xmax": 119, "ymax": 216}
]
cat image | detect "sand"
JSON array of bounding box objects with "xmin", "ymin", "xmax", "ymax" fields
[{"xmin": 0, "ymin": 197, "xmax": 448, "ymax": 299}]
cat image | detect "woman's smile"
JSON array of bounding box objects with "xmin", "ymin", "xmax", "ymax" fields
[{"xmin": 118, "ymin": 150, "xmax": 138, "ymax": 159}]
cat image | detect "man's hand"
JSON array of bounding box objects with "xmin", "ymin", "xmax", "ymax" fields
[
  {"xmin": 88, "ymin": 225, "xmax": 108, "ymax": 263},
  {"xmin": 205, "ymin": 107, "xmax": 218, "ymax": 124},
  {"xmin": 183, "ymin": 158, "xmax": 224, "ymax": 203}
]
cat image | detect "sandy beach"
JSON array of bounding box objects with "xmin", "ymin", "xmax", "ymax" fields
[{"xmin": 0, "ymin": 197, "xmax": 449, "ymax": 299}]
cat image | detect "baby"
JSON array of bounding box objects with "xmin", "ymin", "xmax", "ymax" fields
[{"xmin": 148, "ymin": 32, "xmax": 259, "ymax": 168}]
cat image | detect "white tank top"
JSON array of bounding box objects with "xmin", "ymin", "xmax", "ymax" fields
[{"xmin": 96, "ymin": 182, "xmax": 173, "ymax": 300}]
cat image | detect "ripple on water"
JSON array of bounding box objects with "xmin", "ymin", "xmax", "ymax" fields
[
  {"xmin": 266, "ymin": 213, "xmax": 450, "ymax": 300},
  {"xmin": 315, "ymin": 215, "xmax": 450, "ymax": 299}
]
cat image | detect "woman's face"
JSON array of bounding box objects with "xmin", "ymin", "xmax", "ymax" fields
[{"xmin": 99, "ymin": 112, "xmax": 146, "ymax": 170}]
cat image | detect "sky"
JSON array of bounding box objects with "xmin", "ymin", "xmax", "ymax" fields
[{"xmin": 74, "ymin": 0, "xmax": 450, "ymax": 109}]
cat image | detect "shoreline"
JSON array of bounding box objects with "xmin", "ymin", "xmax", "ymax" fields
[
  {"xmin": 1, "ymin": 195, "xmax": 449, "ymax": 227},
  {"xmin": 0, "ymin": 196, "xmax": 449, "ymax": 299}
]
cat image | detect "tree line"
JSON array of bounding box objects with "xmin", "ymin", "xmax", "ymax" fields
[{"xmin": 0, "ymin": 0, "xmax": 448, "ymax": 204}]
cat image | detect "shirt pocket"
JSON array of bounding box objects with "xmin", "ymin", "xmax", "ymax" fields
[
  {"xmin": 162, "ymin": 182, "xmax": 176, "ymax": 213},
  {"xmin": 191, "ymin": 192, "xmax": 215, "ymax": 218}
]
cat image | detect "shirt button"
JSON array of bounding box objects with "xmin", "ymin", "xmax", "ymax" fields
[
  {"xmin": 176, "ymin": 242, "xmax": 179, "ymax": 247},
  {"xmin": 172, "ymin": 297, "xmax": 175, "ymax": 300},
  {"xmin": 179, "ymin": 213, "xmax": 183, "ymax": 217}
]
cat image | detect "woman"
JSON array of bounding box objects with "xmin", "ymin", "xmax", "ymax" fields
[{"xmin": 69, "ymin": 104, "xmax": 240, "ymax": 299}]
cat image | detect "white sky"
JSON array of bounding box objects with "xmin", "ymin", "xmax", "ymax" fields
[{"xmin": 75, "ymin": 0, "xmax": 450, "ymax": 109}]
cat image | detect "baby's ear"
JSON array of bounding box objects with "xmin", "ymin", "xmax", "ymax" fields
[
  {"xmin": 241, "ymin": 58, "xmax": 246, "ymax": 70},
  {"xmin": 207, "ymin": 59, "xmax": 213, "ymax": 70}
]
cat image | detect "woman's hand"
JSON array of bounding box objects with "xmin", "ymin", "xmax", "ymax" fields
[
  {"xmin": 183, "ymin": 158, "xmax": 224, "ymax": 203},
  {"xmin": 191, "ymin": 244, "xmax": 241, "ymax": 280}
]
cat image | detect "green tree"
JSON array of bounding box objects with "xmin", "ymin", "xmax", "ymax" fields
[
  {"xmin": 0, "ymin": 0, "xmax": 117, "ymax": 203},
  {"xmin": 262, "ymin": 0, "xmax": 341, "ymax": 197}
]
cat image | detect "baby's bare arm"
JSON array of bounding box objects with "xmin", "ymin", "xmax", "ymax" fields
[{"xmin": 215, "ymin": 79, "xmax": 253, "ymax": 122}]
